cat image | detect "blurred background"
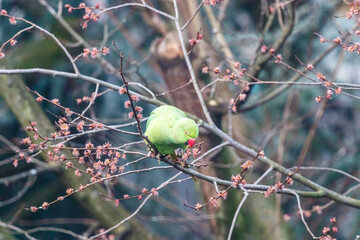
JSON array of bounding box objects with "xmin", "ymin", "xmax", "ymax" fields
[{"xmin": 1, "ymin": 0, "xmax": 360, "ymax": 239}]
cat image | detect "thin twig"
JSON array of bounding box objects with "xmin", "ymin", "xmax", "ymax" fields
[
  {"xmin": 95, "ymin": 2, "xmax": 175, "ymax": 21},
  {"xmin": 155, "ymin": 81, "xmax": 192, "ymax": 97},
  {"xmin": 27, "ymin": 87, "xmax": 140, "ymax": 136},
  {"xmin": 0, "ymin": 174, "xmax": 36, "ymax": 207},
  {"xmin": 296, "ymin": 98, "xmax": 327, "ymax": 166},
  {"xmin": 112, "ymin": 43, "xmax": 158, "ymax": 154},
  {"xmin": 0, "ymin": 221, "xmax": 38, "ymax": 240},
  {"xmin": 289, "ymin": 191, "xmax": 319, "ymax": 239},
  {"xmin": 227, "ymin": 167, "xmax": 273, "ymax": 240},
  {"xmin": 72, "ymin": 84, "xmax": 100, "ymax": 123},
  {"xmin": 89, "ymin": 171, "xmax": 183, "ymax": 239},
  {"xmin": 26, "ymin": 226, "xmax": 86, "ymax": 239},
  {"xmin": 289, "ymin": 166, "xmax": 360, "ymax": 184},
  {"xmin": 239, "ymin": 44, "xmax": 336, "ymax": 112},
  {"xmin": 181, "ymin": 1, "xmax": 204, "ymax": 31},
  {"xmin": 0, "ymin": 13, "xmax": 79, "ymax": 74},
  {"xmin": 173, "ymin": 0, "xmax": 214, "ymax": 125},
  {"xmin": 201, "ymin": 122, "xmax": 360, "ymax": 208}
]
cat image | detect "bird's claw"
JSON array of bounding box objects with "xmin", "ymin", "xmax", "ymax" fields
[{"xmin": 174, "ymin": 147, "xmax": 184, "ymax": 157}]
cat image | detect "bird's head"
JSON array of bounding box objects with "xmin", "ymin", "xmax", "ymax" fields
[{"xmin": 173, "ymin": 118, "xmax": 199, "ymax": 147}]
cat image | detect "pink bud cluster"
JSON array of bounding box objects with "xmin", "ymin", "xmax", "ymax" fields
[
  {"xmin": 194, "ymin": 189, "xmax": 228, "ymax": 211},
  {"xmin": 345, "ymin": 6, "xmax": 360, "ymax": 19},
  {"xmin": 202, "ymin": 62, "xmax": 249, "ymax": 112},
  {"xmin": 0, "ymin": 10, "xmax": 21, "ymax": 58},
  {"xmin": 231, "ymin": 174, "xmax": 246, "ymax": 187},
  {"xmin": 188, "ymin": 32, "xmax": 203, "ymax": 47},
  {"xmin": 112, "ymin": 187, "xmax": 159, "ymax": 206},
  {"xmin": 118, "ymin": 84, "xmax": 143, "ymax": 120},
  {"xmin": 75, "ymin": 92, "xmax": 99, "ymax": 104},
  {"xmin": 179, "ymin": 147, "xmax": 200, "ymax": 163},
  {"xmin": 264, "ymin": 171, "xmax": 296, "ymax": 198},
  {"xmin": 319, "ymin": 217, "xmax": 338, "ymax": 240},
  {"xmin": 64, "ymin": 3, "xmax": 101, "ymax": 29},
  {"xmin": 311, "ymin": 71, "xmax": 342, "ymax": 102},
  {"xmin": 203, "ymin": 0, "xmax": 224, "ymax": 6},
  {"xmin": 82, "ymin": 47, "xmax": 109, "ymax": 59}
]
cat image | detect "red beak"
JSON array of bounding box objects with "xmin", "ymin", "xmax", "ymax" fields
[{"xmin": 188, "ymin": 138, "xmax": 196, "ymax": 148}]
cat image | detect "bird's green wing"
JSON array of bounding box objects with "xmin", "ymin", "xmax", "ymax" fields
[
  {"xmin": 145, "ymin": 105, "xmax": 189, "ymax": 154},
  {"xmin": 146, "ymin": 105, "xmax": 186, "ymax": 129}
]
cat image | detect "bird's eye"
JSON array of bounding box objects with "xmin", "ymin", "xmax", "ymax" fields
[{"xmin": 184, "ymin": 131, "xmax": 189, "ymax": 135}]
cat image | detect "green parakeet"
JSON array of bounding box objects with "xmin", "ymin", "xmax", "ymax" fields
[{"xmin": 144, "ymin": 105, "xmax": 199, "ymax": 155}]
